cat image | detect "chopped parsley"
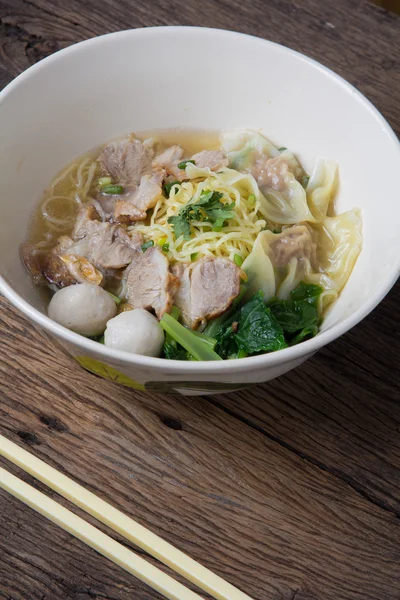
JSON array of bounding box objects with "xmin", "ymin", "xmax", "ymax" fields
[{"xmin": 168, "ymin": 189, "xmax": 235, "ymax": 240}]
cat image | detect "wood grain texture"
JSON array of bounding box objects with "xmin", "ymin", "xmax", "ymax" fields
[{"xmin": 0, "ymin": 1, "xmax": 399, "ymax": 599}]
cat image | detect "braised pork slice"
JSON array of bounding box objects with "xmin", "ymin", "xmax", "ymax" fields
[
  {"xmin": 152, "ymin": 145, "xmax": 186, "ymax": 181},
  {"xmin": 99, "ymin": 137, "xmax": 164, "ymax": 223},
  {"xmin": 67, "ymin": 207, "xmax": 141, "ymax": 269},
  {"xmin": 124, "ymin": 246, "xmax": 180, "ymax": 319},
  {"xmin": 172, "ymin": 257, "xmax": 241, "ymax": 329},
  {"xmin": 99, "ymin": 136, "xmax": 151, "ymax": 187},
  {"xmin": 270, "ymin": 225, "xmax": 316, "ymax": 267},
  {"xmin": 190, "ymin": 150, "xmax": 228, "ymax": 171},
  {"xmin": 20, "ymin": 243, "xmax": 47, "ymax": 285},
  {"xmin": 42, "ymin": 236, "xmax": 76, "ymax": 287}
]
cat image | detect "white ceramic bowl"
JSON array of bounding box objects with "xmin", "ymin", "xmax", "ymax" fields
[{"xmin": 0, "ymin": 27, "xmax": 399, "ymax": 395}]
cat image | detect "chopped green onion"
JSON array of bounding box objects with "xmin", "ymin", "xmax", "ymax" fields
[
  {"xmin": 107, "ymin": 291, "xmax": 122, "ymax": 306},
  {"xmin": 101, "ymin": 184, "xmax": 124, "ymax": 195},
  {"xmin": 141, "ymin": 240, "xmax": 154, "ymax": 252},
  {"xmin": 177, "ymin": 159, "xmax": 195, "ymax": 170},
  {"xmin": 278, "ymin": 147, "xmax": 287, "ymax": 152},
  {"xmin": 162, "ymin": 243, "xmax": 170, "ymax": 252},
  {"xmin": 163, "ymin": 180, "xmax": 180, "ymax": 198},
  {"xmin": 156, "ymin": 237, "xmax": 168, "ymax": 247},
  {"xmin": 160, "ymin": 313, "xmax": 222, "ymax": 361},
  {"xmin": 98, "ymin": 176, "xmax": 112, "ymax": 187},
  {"xmin": 191, "ymin": 252, "xmax": 198, "ymax": 261},
  {"xmin": 302, "ymin": 175, "xmax": 310, "ymax": 189},
  {"xmin": 247, "ymin": 194, "xmax": 256, "ymax": 206},
  {"xmin": 233, "ymin": 254, "xmax": 243, "ymax": 267}
]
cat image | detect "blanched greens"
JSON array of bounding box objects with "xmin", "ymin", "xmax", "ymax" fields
[
  {"xmin": 214, "ymin": 282, "xmax": 322, "ymax": 358},
  {"xmin": 162, "ymin": 282, "xmax": 323, "ymax": 361}
]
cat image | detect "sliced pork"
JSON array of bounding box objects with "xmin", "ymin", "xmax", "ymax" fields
[
  {"xmin": 68, "ymin": 209, "xmax": 140, "ymax": 269},
  {"xmin": 172, "ymin": 257, "xmax": 242, "ymax": 329},
  {"xmin": 99, "ymin": 136, "xmax": 151, "ymax": 187},
  {"xmin": 190, "ymin": 150, "xmax": 228, "ymax": 172},
  {"xmin": 152, "ymin": 145, "xmax": 186, "ymax": 181},
  {"xmin": 124, "ymin": 246, "xmax": 180, "ymax": 319},
  {"xmin": 20, "ymin": 244, "xmax": 47, "ymax": 286}
]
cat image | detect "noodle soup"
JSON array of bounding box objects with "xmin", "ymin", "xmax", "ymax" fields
[{"xmin": 21, "ymin": 129, "xmax": 362, "ymax": 361}]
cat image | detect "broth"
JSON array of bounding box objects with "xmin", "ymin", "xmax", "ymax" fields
[{"xmin": 27, "ymin": 129, "xmax": 221, "ymax": 247}]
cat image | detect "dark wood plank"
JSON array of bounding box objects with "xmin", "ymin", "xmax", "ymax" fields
[
  {"xmin": 0, "ymin": 0, "xmax": 399, "ymax": 599},
  {"xmin": 209, "ymin": 281, "xmax": 400, "ymax": 514},
  {"xmin": 1, "ymin": 0, "xmax": 399, "ymax": 133},
  {"xmin": 0, "ymin": 297, "xmax": 400, "ymax": 600}
]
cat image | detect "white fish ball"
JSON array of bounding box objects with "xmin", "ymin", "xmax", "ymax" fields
[
  {"xmin": 104, "ymin": 309, "xmax": 164, "ymax": 357},
  {"xmin": 48, "ymin": 283, "xmax": 117, "ymax": 336}
]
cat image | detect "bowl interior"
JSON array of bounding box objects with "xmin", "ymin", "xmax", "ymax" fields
[{"xmin": 0, "ymin": 27, "xmax": 399, "ymax": 341}]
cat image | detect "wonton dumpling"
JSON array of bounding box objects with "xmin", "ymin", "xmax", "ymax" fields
[
  {"xmin": 306, "ymin": 158, "xmax": 338, "ymax": 221},
  {"xmin": 221, "ymin": 129, "xmax": 280, "ymax": 171},
  {"xmin": 310, "ymin": 209, "xmax": 362, "ymax": 293},
  {"xmin": 222, "ymin": 129, "xmax": 315, "ymax": 225},
  {"xmin": 242, "ymin": 225, "xmax": 316, "ymax": 302},
  {"xmin": 243, "ymin": 209, "xmax": 362, "ymax": 310}
]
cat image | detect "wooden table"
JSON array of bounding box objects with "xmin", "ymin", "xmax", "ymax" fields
[{"xmin": 0, "ymin": 1, "xmax": 399, "ymax": 599}]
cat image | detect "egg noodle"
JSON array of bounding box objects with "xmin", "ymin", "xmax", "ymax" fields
[
  {"xmin": 38, "ymin": 157, "xmax": 98, "ymax": 235},
  {"xmin": 131, "ymin": 166, "xmax": 268, "ymax": 264}
]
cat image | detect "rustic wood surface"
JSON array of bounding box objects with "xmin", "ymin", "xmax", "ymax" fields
[{"xmin": 0, "ymin": 1, "xmax": 399, "ymax": 599}]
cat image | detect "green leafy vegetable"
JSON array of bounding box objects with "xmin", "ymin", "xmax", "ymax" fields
[
  {"xmin": 141, "ymin": 240, "xmax": 154, "ymax": 252},
  {"xmin": 215, "ymin": 292, "xmax": 287, "ymax": 359},
  {"xmin": 168, "ymin": 189, "xmax": 235, "ymax": 240},
  {"xmin": 160, "ymin": 313, "xmax": 222, "ymax": 361},
  {"xmin": 162, "ymin": 282, "xmax": 323, "ymax": 361},
  {"xmin": 177, "ymin": 159, "xmax": 195, "ymax": 169},
  {"xmin": 269, "ymin": 282, "xmax": 323, "ymax": 343},
  {"xmin": 107, "ymin": 291, "xmax": 122, "ymax": 306},
  {"xmin": 101, "ymin": 184, "xmax": 124, "ymax": 195},
  {"xmin": 162, "ymin": 306, "xmax": 187, "ymax": 360},
  {"xmin": 234, "ymin": 293, "xmax": 288, "ymax": 355},
  {"xmin": 213, "ymin": 282, "xmax": 322, "ymax": 359},
  {"xmin": 163, "ymin": 180, "xmax": 181, "ymax": 198},
  {"xmin": 87, "ymin": 334, "xmax": 105, "ymax": 343},
  {"xmin": 191, "ymin": 252, "xmax": 198, "ymax": 261}
]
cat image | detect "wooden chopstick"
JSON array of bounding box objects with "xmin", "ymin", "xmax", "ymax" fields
[
  {"xmin": 0, "ymin": 434, "xmax": 254, "ymax": 600},
  {"xmin": 0, "ymin": 466, "xmax": 203, "ymax": 600}
]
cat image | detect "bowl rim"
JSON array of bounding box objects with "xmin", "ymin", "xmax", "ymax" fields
[{"xmin": 0, "ymin": 25, "xmax": 399, "ymax": 374}]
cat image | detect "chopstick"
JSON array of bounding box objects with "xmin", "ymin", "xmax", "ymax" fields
[
  {"xmin": 0, "ymin": 466, "xmax": 203, "ymax": 600},
  {"xmin": 0, "ymin": 434, "xmax": 254, "ymax": 600}
]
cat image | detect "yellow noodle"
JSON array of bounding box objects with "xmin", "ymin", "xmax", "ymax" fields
[
  {"xmin": 132, "ymin": 170, "xmax": 267, "ymax": 263},
  {"xmin": 40, "ymin": 156, "xmax": 99, "ymax": 235}
]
